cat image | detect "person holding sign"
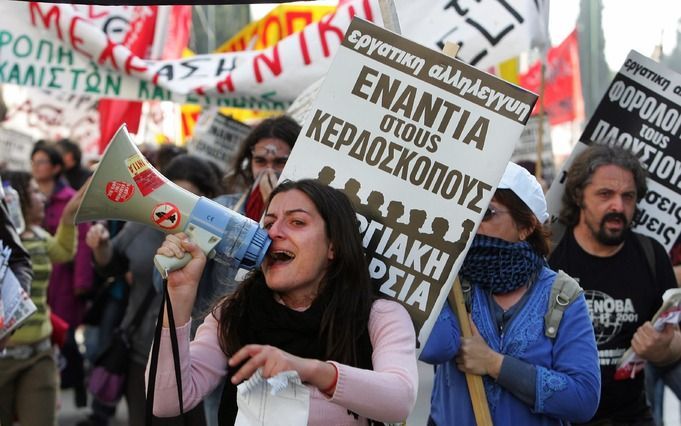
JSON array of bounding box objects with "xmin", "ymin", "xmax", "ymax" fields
[
  {"xmin": 549, "ymin": 145, "xmax": 680, "ymax": 425},
  {"xmin": 421, "ymin": 162, "xmax": 600, "ymax": 425},
  {"xmin": 149, "ymin": 179, "xmax": 418, "ymax": 425}
]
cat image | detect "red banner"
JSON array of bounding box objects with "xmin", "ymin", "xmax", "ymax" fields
[
  {"xmin": 98, "ymin": 6, "xmax": 157, "ymax": 152},
  {"xmin": 519, "ymin": 30, "xmax": 583, "ymax": 126}
]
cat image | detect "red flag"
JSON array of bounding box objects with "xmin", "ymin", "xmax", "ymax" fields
[
  {"xmin": 519, "ymin": 30, "xmax": 584, "ymax": 126},
  {"xmin": 98, "ymin": 6, "xmax": 158, "ymax": 153},
  {"xmin": 163, "ymin": 6, "xmax": 192, "ymax": 59}
]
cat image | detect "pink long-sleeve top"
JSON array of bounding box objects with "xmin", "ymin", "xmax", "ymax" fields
[{"xmin": 148, "ymin": 299, "xmax": 418, "ymax": 425}]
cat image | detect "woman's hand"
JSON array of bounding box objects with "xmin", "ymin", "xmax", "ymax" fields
[
  {"xmin": 257, "ymin": 169, "xmax": 279, "ymax": 202},
  {"xmin": 86, "ymin": 223, "xmax": 109, "ymax": 249},
  {"xmin": 61, "ymin": 179, "xmax": 90, "ymax": 225},
  {"xmin": 156, "ymin": 232, "xmax": 206, "ymax": 291},
  {"xmin": 86, "ymin": 223, "xmax": 112, "ymax": 266},
  {"xmin": 455, "ymin": 321, "xmax": 503, "ymax": 379},
  {"xmin": 156, "ymin": 232, "xmax": 206, "ymax": 326},
  {"xmin": 228, "ymin": 344, "xmax": 337, "ymax": 393}
]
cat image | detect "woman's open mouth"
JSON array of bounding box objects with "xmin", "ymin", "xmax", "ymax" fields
[{"xmin": 269, "ymin": 250, "xmax": 295, "ymax": 266}]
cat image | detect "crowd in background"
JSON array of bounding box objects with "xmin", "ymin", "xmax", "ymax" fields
[{"xmin": 0, "ymin": 114, "xmax": 681, "ymax": 426}]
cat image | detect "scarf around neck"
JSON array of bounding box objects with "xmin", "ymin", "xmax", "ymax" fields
[
  {"xmin": 460, "ymin": 234, "xmax": 545, "ymax": 294},
  {"xmin": 218, "ymin": 277, "xmax": 374, "ymax": 424}
]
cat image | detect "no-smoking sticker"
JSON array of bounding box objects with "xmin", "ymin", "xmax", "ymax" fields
[{"xmin": 151, "ymin": 202, "xmax": 181, "ymax": 230}]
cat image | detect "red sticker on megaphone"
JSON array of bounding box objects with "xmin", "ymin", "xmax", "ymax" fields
[
  {"xmin": 151, "ymin": 202, "xmax": 181, "ymax": 230},
  {"xmin": 105, "ymin": 181, "xmax": 135, "ymax": 203}
]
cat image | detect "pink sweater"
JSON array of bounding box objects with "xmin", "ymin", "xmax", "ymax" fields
[{"xmin": 148, "ymin": 299, "xmax": 418, "ymax": 425}]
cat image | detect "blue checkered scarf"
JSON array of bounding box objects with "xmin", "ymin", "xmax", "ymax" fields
[{"xmin": 460, "ymin": 235, "xmax": 546, "ymax": 294}]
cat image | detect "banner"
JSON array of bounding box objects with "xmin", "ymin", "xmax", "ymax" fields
[
  {"xmin": 0, "ymin": 5, "xmax": 145, "ymax": 154},
  {"xmin": 279, "ymin": 18, "xmax": 537, "ymax": 348},
  {"xmin": 98, "ymin": 5, "xmax": 159, "ymax": 152},
  {"xmin": 2, "ymin": 85, "xmax": 101, "ymax": 154},
  {"xmin": 519, "ymin": 29, "xmax": 584, "ymax": 125},
  {"xmin": 546, "ymin": 50, "xmax": 681, "ymax": 252},
  {"xmin": 0, "ymin": 1, "xmax": 548, "ymax": 110},
  {"xmin": 216, "ymin": 3, "xmax": 336, "ymax": 53}
]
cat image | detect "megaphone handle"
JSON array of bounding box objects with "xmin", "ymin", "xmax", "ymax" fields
[
  {"xmin": 154, "ymin": 253, "xmax": 192, "ymax": 279},
  {"xmin": 153, "ymin": 224, "xmax": 222, "ymax": 279}
]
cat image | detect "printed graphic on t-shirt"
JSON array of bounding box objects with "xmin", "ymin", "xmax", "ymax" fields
[{"xmin": 584, "ymin": 290, "xmax": 639, "ymax": 345}]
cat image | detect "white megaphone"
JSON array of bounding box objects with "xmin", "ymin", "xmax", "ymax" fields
[{"xmin": 75, "ymin": 125, "xmax": 271, "ymax": 277}]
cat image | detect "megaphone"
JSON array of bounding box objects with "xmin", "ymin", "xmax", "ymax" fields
[{"xmin": 75, "ymin": 125, "xmax": 271, "ymax": 277}]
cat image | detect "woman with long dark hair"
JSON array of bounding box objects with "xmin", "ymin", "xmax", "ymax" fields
[{"xmin": 150, "ymin": 179, "xmax": 418, "ymax": 425}]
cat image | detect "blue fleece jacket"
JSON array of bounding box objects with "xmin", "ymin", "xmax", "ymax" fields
[{"xmin": 421, "ymin": 267, "xmax": 601, "ymax": 425}]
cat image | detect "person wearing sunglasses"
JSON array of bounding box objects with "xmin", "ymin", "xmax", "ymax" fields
[{"xmin": 420, "ymin": 162, "xmax": 600, "ymax": 425}]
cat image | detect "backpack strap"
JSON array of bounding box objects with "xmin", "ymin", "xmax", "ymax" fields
[
  {"xmin": 634, "ymin": 232, "xmax": 657, "ymax": 283},
  {"xmin": 544, "ymin": 270, "xmax": 583, "ymax": 338}
]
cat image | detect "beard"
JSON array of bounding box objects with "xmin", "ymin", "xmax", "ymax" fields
[{"xmin": 594, "ymin": 212, "xmax": 630, "ymax": 246}]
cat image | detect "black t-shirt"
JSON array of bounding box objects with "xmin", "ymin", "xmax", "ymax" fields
[{"xmin": 549, "ymin": 229, "xmax": 676, "ymax": 422}]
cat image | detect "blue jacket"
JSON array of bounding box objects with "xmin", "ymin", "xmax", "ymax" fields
[{"xmin": 421, "ymin": 267, "xmax": 600, "ymax": 425}]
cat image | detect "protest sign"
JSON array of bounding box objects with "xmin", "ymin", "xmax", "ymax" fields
[
  {"xmin": 279, "ymin": 18, "xmax": 537, "ymax": 347},
  {"xmin": 188, "ymin": 110, "xmax": 251, "ymax": 172},
  {"xmin": 0, "ymin": 242, "xmax": 37, "ymax": 340},
  {"xmin": 546, "ymin": 50, "xmax": 681, "ymax": 252},
  {"xmin": 0, "ymin": 1, "xmax": 547, "ymax": 110},
  {"xmin": 0, "ymin": 127, "xmax": 33, "ymax": 171},
  {"xmin": 511, "ymin": 115, "xmax": 555, "ymax": 183}
]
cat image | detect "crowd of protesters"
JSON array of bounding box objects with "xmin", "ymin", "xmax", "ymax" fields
[{"xmin": 0, "ymin": 118, "xmax": 680, "ymax": 426}]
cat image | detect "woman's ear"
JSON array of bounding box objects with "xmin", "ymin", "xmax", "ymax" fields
[
  {"xmin": 519, "ymin": 218, "xmax": 538, "ymax": 241},
  {"xmin": 327, "ymin": 243, "xmax": 335, "ymax": 261}
]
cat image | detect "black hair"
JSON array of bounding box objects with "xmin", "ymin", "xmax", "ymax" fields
[
  {"xmin": 31, "ymin": 142, "xmax": 64, "ymax": 179},
  {"xmin": 560, "ymin": 145, "xmax": 648, "ymax": 227},
  {"xmin": 223, "ymin": 115, "xmax": 300, "ymax": 192},
  {"xmin": 56, "ymin": 138, "xmax": 83, "ymax": 165},
  {"xmin": 216, "ymin": 179, "xmax": 376, "ymax": 367},
  {"xmin": 156, "ymin": 144, "xmax": 188, "ymax": 175},
  {"xmin": 163, "ymin": 154, "xmax": 222, "ymax": 199}
]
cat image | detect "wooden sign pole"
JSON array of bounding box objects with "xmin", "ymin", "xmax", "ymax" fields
[
  {"xmin": 447, "ymin": 277, "xmax": 493, "ymax": 425},
  {"xmin": 375, "ymin": 3, "xmax": 492, "ymax": 422},
  {"xmin": 441, "ymin": 41, "xmax": 493, "ymax": 426}
]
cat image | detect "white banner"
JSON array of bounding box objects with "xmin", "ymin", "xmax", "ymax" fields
[
  {"xmin": 0, "ymin": 5, "xmax": 145, "ymax": 153},
  {"xmin": 2, "ymin": 85, "xmax": 100, "ymax": 153},
  {"xmin": 279, "ymin": 18, "xmax": 537, "ymax": 348},
  {"xmin": 0, "ymin": 1, "xmax": 548, "ymax": 110},
  {"xmin": 546, "ymin": 50, "xmax": 681, "ymax": 252}
]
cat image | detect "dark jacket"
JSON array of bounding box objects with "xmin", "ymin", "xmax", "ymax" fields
[{"xmin": 0, "ymin": 199, "xmax": 32, "ymax": 291}]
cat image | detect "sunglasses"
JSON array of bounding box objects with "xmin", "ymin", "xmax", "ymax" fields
[{"xmin": 482, "ymin": 206, "xmax": 510, "ymax": 222}]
